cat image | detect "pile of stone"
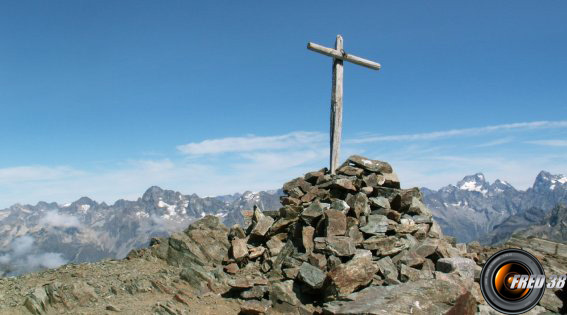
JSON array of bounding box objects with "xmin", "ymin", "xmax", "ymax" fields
[{"xmin": 222, "ymin": 155, "xmax": 481, "ymax": 314}]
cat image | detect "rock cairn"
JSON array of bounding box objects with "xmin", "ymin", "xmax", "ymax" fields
[{"xmin": 223, "ymin": 155, "xmax": 481, "ymax": 314}]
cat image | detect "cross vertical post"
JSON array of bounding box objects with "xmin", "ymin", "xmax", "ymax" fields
[
  {"xmin": 307, "ymin": 35, "xmax": 381, "ymax": 174},
  {"xmin": 330, "ymin": 35, "xmax": 344, "ymax": 174}
]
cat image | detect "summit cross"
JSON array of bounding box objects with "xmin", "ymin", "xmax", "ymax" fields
[{"xmin": 307, "ymin": 35, "xmax": 381, "ymax": 174}]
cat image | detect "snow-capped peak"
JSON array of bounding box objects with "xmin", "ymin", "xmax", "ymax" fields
[
  {"xmin": 489, "ymin": 179, "xmax": 516, "ymax": 194},
  {"xmin": 459, "ymin": 181, "xmax": 486, "ymax": 193},
  {"xmin": 533, "ymin": 171, "xmax": 567, "ymax": 191},
  {"xmin": 78, "ymin": 204, "xmax": 90, "ymax": 213},
  {"xmin": 157, "ymin": 200, "xmax": 178, "ymax": 219},
  {"xmin": 457, "ymin": 173, "xmax": 489, "ymax": 194}
]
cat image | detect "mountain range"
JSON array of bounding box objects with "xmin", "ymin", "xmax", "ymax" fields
[
  {"xmin": 0, "ymin": 170, "xmax": 565, "ymax": 276},
  {"xmin": 0, "ymin": 187, "xmax": 281, "ymax": 276},
  {"xmin": 421, "ymin": 170, "xmax": 567, "ymax": 243}
]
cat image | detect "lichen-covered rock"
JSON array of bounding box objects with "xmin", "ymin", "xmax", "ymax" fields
[
  {"xmin": 297, "ymin": 262, "xmax": 326, "ymax": 289},
  {"xmin": 344, "ymin": 155, "xmax": 393, "ymax": 173},
  {"xmin": 325, "ymin": 250, "xmax": 377, "ymax": 298},
  {"xmin": 269, "ymin": 280, "xmax": 300, "ymax": 313},
  {"xmin": 164, "ymin": 215, "xmax": 230, "ymax": 268},
  {"xmin": 436, "ymin": 257, "xmax": 477, "ymax": 279},
  {"xmin": 314, "ymin": 236, "xmax": 356, "ymax": 257},
  {"xmin": 323, "ymin": 279, "xmax": 471, "ymax": 314},
  {"xmin": 323, "ymin": 209, "xmax": 347, "ymax": 236},
  {"xmin": 231, "ymin": 237, "xmax": 248, "ymax": 260}
]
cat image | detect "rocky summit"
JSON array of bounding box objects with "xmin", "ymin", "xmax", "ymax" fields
[
  {"xmin": 0, "ymin": 155, "xmax": 565, "ymax": 314},
  {"xmin": 217, "ymin": 155, "xmax": 482, "ymax": 314}
]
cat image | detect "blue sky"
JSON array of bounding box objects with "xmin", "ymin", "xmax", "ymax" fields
[{"xmin": 0, "ymin": 1, "xmax": 566, "ymax": 207}]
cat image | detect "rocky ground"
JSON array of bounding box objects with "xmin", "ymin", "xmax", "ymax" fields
[{"xmin": 0, "ymin": 155, "xmax": 565, "ymax": 314}]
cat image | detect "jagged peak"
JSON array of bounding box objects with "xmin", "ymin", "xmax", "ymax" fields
[
  {"xmin": 144, "ymin": 185, "xmax": 164, "ymax": 195},
  {"xmin": 489, "ymin": 179, "xmax": 516, "ymax": 193},
  {"xmin": 73, "ymin": 196, "xmax": 97, "ymax": 206},
  {"xmin": 456, "ymin": 173, "xmax": 489, "ymax": 193},
  {"xmin": 535, "ymin": 170, "xmax": 553, "ymax": 180},
  {"xmin": 141, "ymin": 186, "xmax": 167, "ymax": 202},
  {"xmin": 533, "ymin": 170, "xmax": 567, "ymax": 191}
]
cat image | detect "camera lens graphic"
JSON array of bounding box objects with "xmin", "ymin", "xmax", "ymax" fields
[
  {"xmin": 480, "ymin": 249, "xmax": 546, "ymax": 314},
  {"xmin": 494, "ymin": 262, "xmax": 530, "ymax": 300}
]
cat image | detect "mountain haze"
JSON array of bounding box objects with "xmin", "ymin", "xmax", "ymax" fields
[
  {"xmin": 0, "ymin": 187, "xmax": 282, "ymax": 276},
  {"xmin": 1, "ymin": 170, "xmax": 565, "ymax": 276},
  {"xmin": 422, "ymin": 171, "xmax": 567, "ymax": 243}
]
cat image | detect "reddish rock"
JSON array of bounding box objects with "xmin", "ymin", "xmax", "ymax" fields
[
  {"xmin": 324, "ymin": 210, "xmax": 347, "ymax": 236},
  {"xmin": 315, "ymin": 236, "xmax": 356, "ymax": 257},
  {"xmin": 363, "ymin": 173, "xmax": 386, "ymax": 188},
  {"xmin": 332, "ymin": 178, "xmax": 357, "ymax": 191},
  {"xmin": 302, "ymin": 226, "xmax": 315, "ymax": 254},
  {"xmin": 250, "ymin": 216, "xmax": 275, "ymax": 237},
  {"xmin": 174, "ymin": 294, "xmax": 190, "ymax": 306},
  {"xmin": 240, "ymin": 300, "xmax": 270, "ymax": 315},
  {"xmin": 345, "ymin": 155, "xmax": 393, "ymax": 173},
  {"xmin": 345, "ymin": 225, "xmax": 364, "ymax": 245},
  {"xmin": 224, "ymin": 263, "xmax": 239, "ymax": 274},
  {"xmin": 308, "ymin": 252, "xmax": 327, "ymax": 270},
  {"xmin": 445, "ymin": 292, "xmax": 477, "ymax": 315},
  {"xmin": 231, "ymin": 238, "xmax": 248, "ymax": 260},
  {"xmin": 249, "ymin": 246, "xmax": 266, "ymax": 259},
  {"xmin": 281, "ymin": 196, "xmax": 301, "ymax": 206},
  {"xmin": 382, "ymin": 172, "xmax": 401, "ymax": 189},
  {"xmin": 304, "ymin": 171, "xmax": 325, "ymax": 184},
  {"xmin": 266, "ymin": 237, "xmax": 284, "ymax": 256},
  {"xmin": 337, "ymin": 165, "xmax": 364, "ymax": 176},
  {"xmin": 362, "ymin": 236, "xmax": 408, "ymax": 256},
  {"xmin": 283, "ymin": 267, "xmax": 299, "ymax": 279},
  {"xmin": 326, "ymin": 250, "xmax": 377, "ymax": 297},
  {"xmin": 300, "ymin": 191, "xmax": 317, "ymax": 203},
  {"xmin": 229, "ymin": 278, "xmax": 268, "ymax": 289}
]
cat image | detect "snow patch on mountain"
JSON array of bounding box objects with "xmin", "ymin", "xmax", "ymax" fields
[
  {"xmin": 550, "ymin": 176, "xmax": 567, "ymax": 190},
  {"xmin": 135, "ymin": 211, "xmax": 149, "ymax": 218},
  {"xmin": 157, "ymin": 200, "xmax": 178, "ymax": 219},
  {"xmin": 423, "ymin": 170, "xmax": 567, "ymax": 243},
  {"xmin": 459, "ymin": 181, "xmax": 486, "ymax": 193}
]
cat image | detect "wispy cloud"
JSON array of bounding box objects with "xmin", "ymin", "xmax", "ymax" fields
[
  {"xmin": 347, "ymin": 120, "xmax": 567, "ymax": 144},
  {"xmin": 0, "ymin": 166, "xmax": 85, "ymax": 184},
  {"xmin": 473, "ymin": 137, "xmax": 514, "ymax": 148},
  {"xmin": 39, "ymin": 211, "xmax": 82, "ymax": 229},
  {"xmin": 0, "ymin": 121, "xmax": 565, "ymax": 208},
  {"xmin": 0, "ymin": 236, "xmax": 67, "ymax": 276},
  {"xmin": 177, "ymin": 131, "xmax": 326, "ymax": 155},
  {"xmin": 526, "ymin": 140, "xmax": 567, "ymax": 147}
]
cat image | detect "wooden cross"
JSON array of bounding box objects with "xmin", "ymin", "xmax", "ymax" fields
[{"xmin": 308, "ymin": 35, "xmax": 381, "ymax": 174}]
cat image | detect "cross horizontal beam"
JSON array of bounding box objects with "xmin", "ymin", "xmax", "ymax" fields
[{"xmin": 307, "ymin": 42, "xmax": 381, "ymax": 70}]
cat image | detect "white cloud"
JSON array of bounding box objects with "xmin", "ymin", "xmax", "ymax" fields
[
  {"xmin": 0, "ymin": 121, "xmax": 565, "ymax": 208},
  {"xmin": 526, "ymin": 140, "xmax": 567, "ymax": 147},
  {"xmin": 30, "ymin": 252, "xmax": 67, "ymax": 269},
  {"xmin": 39, "ymin": 211, "xmax": 82, "ymax": 229},
  {"xmin": 239, "ymin": 149, "xmax": 327, "ymax": 171},
  {"xmin": 10, "ymin": 235, "xmax": 35, "ymax": 257},
  {"xmin": 373, "ymin": 150, "xmax": 567, "ymax": 191},
  {"xmin": 473, "ymin": 137, "xmax": 514, "ymax": 148},
  {"xmin": 347, "ymin": 120, "xmax": 567, "ymax": 144},
  {"xmin": 177, "ymin": 131, "xmax": 326, "ymax": 155},
  {"xmin": 0, "ymin": 236, "xmax": 67, "ymax": 276},
  {"xmin": 0, "ymin": 166, "xmax": 85, "ymax": 184}
]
